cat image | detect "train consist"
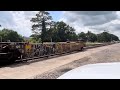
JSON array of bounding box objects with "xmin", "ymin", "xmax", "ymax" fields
[{"xmin": 0, "ymin": 40, "xmax": 86, "ymax": 63}]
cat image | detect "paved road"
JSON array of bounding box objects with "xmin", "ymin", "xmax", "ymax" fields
[{"xmin": 0, "ymin": 43, "xmax": 119, "ymax": 79}]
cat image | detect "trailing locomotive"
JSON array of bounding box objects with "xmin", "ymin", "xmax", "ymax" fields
[{"xmin": 0, "ymin": 40, "xmax": 86, "ymax": 63}]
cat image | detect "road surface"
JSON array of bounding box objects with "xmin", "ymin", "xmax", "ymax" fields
[{"xmin": 0, "ymin": 43, "xmax": 119, "ymax": 79}]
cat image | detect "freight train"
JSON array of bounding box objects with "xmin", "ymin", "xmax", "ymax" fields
[{"xmin": 0, "ymin": 40, "xmax": 86, "ymax": 63}]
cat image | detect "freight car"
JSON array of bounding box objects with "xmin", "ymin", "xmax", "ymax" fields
[{"xmin": 0, "ymin": 40, "xmax": 86, "ymax": 63}]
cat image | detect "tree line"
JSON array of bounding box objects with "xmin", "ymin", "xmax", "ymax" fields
[
  {"xmin": 78, "ymin": 31, "xmax": 119, "ymax": 42},
  {"xmin": 0, "ymin": 28, "xmax": 24, "ymax": 42},
  {"xmin": 30, "ymin": 11, "xmax": 119, "ymax": 43},
  {"xmin": 0, "ymin": 11, "xmax": 119, "ymax": 42}
]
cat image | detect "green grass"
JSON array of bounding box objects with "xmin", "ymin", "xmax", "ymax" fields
[{"xmin": 86, "ymin": 42, "xmax": 103, "ymax": 47}]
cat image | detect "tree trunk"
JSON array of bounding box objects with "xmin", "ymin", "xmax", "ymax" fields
[{"xmin": 41, "ymin": 18, "xmax": 46, "ymax": 43}]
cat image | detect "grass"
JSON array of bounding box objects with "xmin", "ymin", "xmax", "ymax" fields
[{"xmin": 86, "ymin": 42, "xmax": 103, "ymax": 47}]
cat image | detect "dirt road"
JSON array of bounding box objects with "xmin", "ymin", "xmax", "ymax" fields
[{"xmin": 0, "ymin": 43, "xmax": 119, "ymax": 79}]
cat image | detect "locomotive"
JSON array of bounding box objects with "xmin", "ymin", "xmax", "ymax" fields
[{"xmin": 0, "ymin": 40, "xmax": 86, "ymax": 63}]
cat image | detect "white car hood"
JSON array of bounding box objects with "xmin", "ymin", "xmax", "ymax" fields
[{"xmin": 58, "ymin": 62, "xmax": 120, "ymax": 79}]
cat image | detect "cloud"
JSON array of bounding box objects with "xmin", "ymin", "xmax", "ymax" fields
[
  {"xmin": 60, "ymin": 11, "xmax": 120, "ymax": 39},
  {"xmin": 0, "ymin": 11, "xmax": 16, "ymax": 27},
  {"xmin": 61, "ymin": 11, "xmax": 117, "ymax": 26},
  {"xmin": 10, "ymin": 11, "xmax": 38, "ymax": 36},
  {"xmin": 68, "ymin": 11, "xmax": 116, "ymax": 15},
  {"xmin": 0, "ymin": 11, "xmax": 38, "ymax": 37},
  {"xmin": 0, "ymin": 11, "xmax": 59, "ymax": 37}
]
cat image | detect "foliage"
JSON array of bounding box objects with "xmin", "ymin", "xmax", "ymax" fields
[
  {"xmin": 30, "ymin": 11, "xmax": 53, "ymax": 43},
  {"xmin": 43, "ymin": 21, "xmax": 78, "ymax": 42},
  {"xmin": 97, "ymin": 31, "xmax": 119, "ymax": 42},
  {"xmin": 0, "ymin": 28, "xmax": 24, "ymax": 42}
]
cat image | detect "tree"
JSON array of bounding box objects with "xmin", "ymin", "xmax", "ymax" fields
[
  {"xmin": 66, "ymin": 26, "xmax": 78, "ymax": 41},
  {"xmin": 110, "ymin": 34, "xmax": 119, "ymax": 41},
  {"xmin": 47, "ymin": 21, "xmax": 78, "ymax": 42},
  {"xmin": 0, "ymin": 28, "xmax": 24, "ymax": 42},
  {"xmin": 56, "ymin": 21, "xmax": 68, "ymax": 42},
  {"xmin": 97, "ymin": 31, "xmax": 119, "ymax": 42},
  {"xmin": 29, "ymin": 34, "xmax": 41, "ymax": 43},
  {"xmin": 86, "ymin": 31, "xmax": 97, "ymax": 42},
  {"xmin": 78, "ymin": 32, "xmax": 87, "ymax": 41},
  {"xmin": 30, "ymin": 11, "xmax": 53, "ymax": 43}
]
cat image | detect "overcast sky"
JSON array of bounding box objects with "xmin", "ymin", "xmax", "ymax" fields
[{"xmin": 0, "ymin": 11, "xmax": 120, "ymax": 38}]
